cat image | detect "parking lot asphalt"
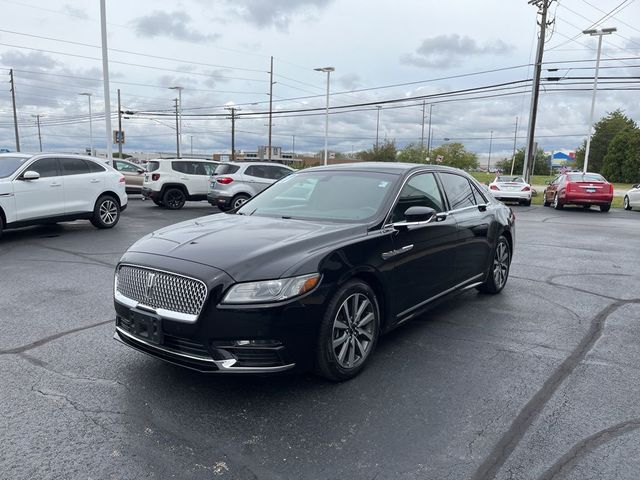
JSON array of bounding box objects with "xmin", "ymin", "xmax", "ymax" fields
[{"xmin": 1, "ymin": 198, "xmax": 639, "ymax": 480}]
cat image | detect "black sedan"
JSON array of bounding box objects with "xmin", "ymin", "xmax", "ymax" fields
[{"xmin": 113, "ymin": 163, "xmax": 515, "ymax": 381}]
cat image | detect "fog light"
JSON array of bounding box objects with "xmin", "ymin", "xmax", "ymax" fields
[{"xmin": 233, "ymin": 339, "xmax": 280, "ymax": 347}]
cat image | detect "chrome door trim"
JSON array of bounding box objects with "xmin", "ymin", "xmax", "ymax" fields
[{"xmin": 396, "ymin": 273, "xmax": 484, "ymax": 319}]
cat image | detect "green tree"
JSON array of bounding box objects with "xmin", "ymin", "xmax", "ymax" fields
[
  {"xmin": 359, "ymin": 139, "xmax": 397, "ymax": 162},
  {"xmin": 601, "ymin": 128, "xmax": 640, "ymax": 183},
  {"xmin": 428, "ymin": 142, "xmax": 478, "ymax": 170},
  {"xmin": 397, "ymin": 143, "xmax": 429, "ymax": 163},
  {"xmin": 496, "ymin": 147, "xmax": 548, "ymax": 175},
  {"xmin": 574, "ymin": 110, "xmax": 637, "ymax": 172}
]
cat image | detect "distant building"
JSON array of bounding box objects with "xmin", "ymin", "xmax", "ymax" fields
[{"xmin": 547, "ymin": 150, "xmax": 576, "ymax": 169}]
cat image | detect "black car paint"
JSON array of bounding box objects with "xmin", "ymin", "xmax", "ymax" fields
[{"xmin": 114, "ymin": 163, "xmax": 515, "ymax": 373}]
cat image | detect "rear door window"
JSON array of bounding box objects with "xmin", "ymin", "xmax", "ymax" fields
[
  {"xmin": 245, "ymin": 165, "xmax": 269, "ymax": 179},
  {"xmin": 60, "ymin": 158, "xmax": 91, "ymax": 176},
  {"xmin": 146, "ymin": 161, "xmax": 160, "ymax": 172},
  {"xmin": 439, "ymin": 173, "xmax": 477, "ymax": 210},
  {"xmin": 86, "ymin": 160, "xmax": 107, "ymax": 173},
  {"xmin": 214, "ymin": 164, "xmax": 240, "ymax": 175}
]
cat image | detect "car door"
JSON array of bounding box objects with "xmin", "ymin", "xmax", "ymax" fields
[
  {"xmin": 386, "ymin": 172, "xmax": 459, "ymax": 319},
  {"xmin": 12, "ymin": 157, "xmax": 65, "ymax": 221},
  {"xmin": 545, "ymin": 175, "xmax": 563, "ymax": 203},
  {"xmin": 438, "ymin": 173, "xmax": 493, "ymax": 283},
  {"xmin": 115, "ymin": 160, "xmax": 143, "ymax": 192},
  {"xmin": 172, "ymin": 161, "xmax": 208, "ymax": 196},
  {"xmin": 243, "ymin": 165, "xmax": 273, "ymax": 195},
  {"xmin": 630, "ymin": 184, "xmax": 640, "ymax": 206},
  {"xmin": 60, "ymin": 157, "xmax": 100, "ymax": 213}
]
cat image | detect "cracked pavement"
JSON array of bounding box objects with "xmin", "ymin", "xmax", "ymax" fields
[{"xmin": 1, "ymin": 200, "xmax": 639, "ymax": 479}]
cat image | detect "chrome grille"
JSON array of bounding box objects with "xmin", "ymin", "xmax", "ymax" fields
[{"xmin": 116, "ymin": 265, "xmax": 207, "ymax": 317}]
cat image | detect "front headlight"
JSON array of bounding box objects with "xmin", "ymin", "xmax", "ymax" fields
[{"xmin": 221, "ymin": 273, "xmax": 321, "ymax": 304}]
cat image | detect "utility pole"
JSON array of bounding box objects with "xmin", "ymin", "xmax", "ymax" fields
[
  {"xmin": 32, "ymin": 114, "xmax": 42, "ymax": 152},
  {"xmin": 375, "ymin": 106, "xmax": 382, "ymax": 148},
  {"xmin": 268, "ymin": 56, "xmax": 274, "ymax": 161},
  {"xmin": 488, "ymin": 130, "xmax": 493, "ymax": 171},
  {"xmin": 9, "ymin": 69, "xmax": 20, "ymax": 152},
  {"xmin": 420, "ymin": 100, "xmax": 426, "ymax": 149},
  {"xmin": 427, "ymin": 104, "xmax": 433, "ymax": 157},
  {"xmin": 510, "ymin": 116, "xmax": 519, "ymax": 175},
  {"xmin": 117, "ymin": 88, "xmax": 123, "ymax": 157},
  {"xmin": 523, "ymin": 0, "xmax": 556, "ymax": 182},
  {"xmin": 190, "ymin": 135, "xmax": 193, "ymax": 156},
  {"xmin": 226, "ymin": 106, "xmax": 238, "ymax": 161},
  {"xmin": 292, "ymin": 134, "xmax": 295, "ymax": 159},
  {"xmin": 173, "ymin": 98, "xmax": 180, "ymax": 158}
]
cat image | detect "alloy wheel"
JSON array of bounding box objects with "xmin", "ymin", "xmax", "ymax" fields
[
  {"xmin": 331, "ymin": 293, "xmax": 376, "ymax": 369},
  {"xmin": 99, "ymin": 200, "xmax": 118, "ymax": 225},
  {"xmin": 492, "ymin": 241, "xmax": 510, "ymax": 290},
  {"xmin": 166, "ymin": 190, "xmax": 184, "ymax": 209},
  {"xmin": 624, "ymin": 196, "xmax": 631, "ymax": 210},
  {"xmin": 233, "ymin": 196, "xmax": 248, "ymax": 209}
]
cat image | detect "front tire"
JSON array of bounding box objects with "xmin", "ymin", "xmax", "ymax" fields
[
  {"xmin": 623, "ymin": 196, "xmax": 631, "ymax": 211},
  {"xmin": 315, "ymin": 280, "xmax": 380, "ymax": 381},
  {"xmin": 163, "ymin": 188, "xmax": 186, "ymax": 210},
  {"xmin": 477, "ymin": 235, "xmax": 511, "ymax": 294},
  {"xmin": 91, "ymin": 195, "xmax": 120, "ymax": 229},
  {"xmin": 523, "ymin": 199, "xmax": 531, "ymax": 206}
]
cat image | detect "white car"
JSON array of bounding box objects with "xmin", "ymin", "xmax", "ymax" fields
[
  {"xmin": 0, "ymin": 153, "xmax": 127, "ymax": 237},
  {"xmin": 623, "ymin": 183, "xmax": 640, "ymax": 211},
  {"xmin": 488, "ymin": 175, "xmax": 532, "ymax": 206},
  {"xmin": 142, "ymin": 158, "xmax": 220, "ymax": 209}
]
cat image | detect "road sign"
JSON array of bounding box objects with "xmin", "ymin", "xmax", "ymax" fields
[{"xmin": 113, "ymin": 130, "xmax": 125, "ymax": 144}]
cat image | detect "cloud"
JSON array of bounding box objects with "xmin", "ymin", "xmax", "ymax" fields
[
  {"xmin": 131, "ymin": 11, "xmax": 220, "ymax": 43},
  {"xmin": 337, "ymin": 73, "xmax": 361, "ymax": 90},
  {"xmin": 401, "ymin": 34, "xmax": 514, "ymax": 69},
  {"xmin": 222, "ymin": 0, "xmax": 333, "ymax": 31},
  {"xmin": 0, "ymin": 51, "xmax": 57, "ymax": 70},
  {"xmin": 61, "ymin": 4, "xmax": 89, "ymax": 19}
]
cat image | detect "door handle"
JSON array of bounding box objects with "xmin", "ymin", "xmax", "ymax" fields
[
  {"xmin": 90, "ymin": 179, "xmax": 101, "ymax": 183},
  {"xmin": 180, "ymin": 177, "xmax": 189, "ymax": 180},
  {"xmin": 50, "ymin": 182, "xmax": 62, "ymax": 187},
  {"xmin": 382, "ymin": 244, "xmax": 414, "ymax": 260}
]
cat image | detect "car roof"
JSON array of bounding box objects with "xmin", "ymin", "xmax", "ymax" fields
[
  {"xmin": 0, "ymin": 152, "xmax": 34, "ymax": 160},
  {"xmin": 304, "ymin": 161, "xmax": 466, "ymax": 175},
  {"xmin": 224, "ymin": 161, "xmax": 293, "ymax": 168},
  {"xmin": 147, "ymin": 158, "xmax": 219, "ymax": 162}
]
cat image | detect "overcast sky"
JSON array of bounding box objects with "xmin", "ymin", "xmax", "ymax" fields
[{"xmin": 0, "ymin": 0, "xmax": 638, "ymax": 160}]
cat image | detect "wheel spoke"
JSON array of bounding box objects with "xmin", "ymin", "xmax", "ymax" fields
[
  {"xmin": 334, "ymin": 319, "xmax": 348, "ymax": 330},
  {"xmin": 356, "ymin": 328, "xmax": 373, "ymax": 341},
  {"xmin": 348, "ymin": 338, "xmax": 356, "ymax": 367},
  {"xmin": 333, "ymin": 333, "xmax": 349, "ymax": 349},
  {"xmin": 337, "ymin": 339, "xmax": 349, "ymax": 363},
  {"xmin": 354, "ymin": 298, "xmax": 370, "ymax": 324},
  {"xmin": 354, "ymin": 337, "xmax": 366, "ymax": 357},
  {"xmin": 350, "ymin": 294, "xmax": 359, "ymax": 325},
  {"xmin": 356, "ymin": 312, "xmax": 374, "ymax": 328}
]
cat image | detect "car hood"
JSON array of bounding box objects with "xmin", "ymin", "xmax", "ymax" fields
[{"xmin": 127, "ymin": 213, "xmax": 367, "ymax": 281}]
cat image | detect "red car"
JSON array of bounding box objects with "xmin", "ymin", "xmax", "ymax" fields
[{"xmin": 543, "ymin": 172, "xmax": 613, "ymax": 212}]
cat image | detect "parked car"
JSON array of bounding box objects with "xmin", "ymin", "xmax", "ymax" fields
[
  {"xmin": 488, "ymin": 175, "xmax": 532, "ymax": 206},
  {"xmin": 0, "ymin": 153, "xmax": 127, "ymax": 237},
  {"xmin": 543, "ymin": 172, "xmax": 613, "ymax": 212},
  {"xmin": 207, "ymin": 161, "xmax": 294, "ymax": 211},
  {"xmin": 113, "ymin": 159, "xmax": 145, "ymax": 194},
  {"xmin": 113, "ymin": 163, "xmax": 515, "ymax": 380},
  {"xmin": 623, "ymin": 184, "xmax": 640, "ymax": 211},
  {"xmin": 142, "ymin": 159, "xmax": 220, "ymax": 209}
]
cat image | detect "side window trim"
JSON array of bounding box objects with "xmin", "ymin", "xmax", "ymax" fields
[
  {"xmin": 20, "ymin": 157, "xmax": 60, "ymax": 178},
  {"xmin": 384, "ymin": 170, "xmax": 447, "ymax": 226}
]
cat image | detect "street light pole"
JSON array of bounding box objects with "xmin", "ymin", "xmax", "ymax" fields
[
  {"xmin": 99, "ymin": 0, "xmax": 113, "ymax": 165},
  {"xmin": 582, "ymin": 27, "xmax": 616, "ymax": 173},
  {"xmin": 488, "ymin": 130, "xmax": 493, "ymax": 171},
  {"xmin": 427, "ymin": 104, "xmax": 433, "ymax": 157},
  {"xmin": 510, "ymin": 116, "xmax": 519, "ymax": 175},
  {"xmin": 420, "ymin": 100, "xmax": 426, "ymax": 149},
  {"xmin": 79, "ymin": 93, "xmax": 93, "ymax": 155},
  {"xmin": 173, "ymin": 98, "xmax": 180, "ymax": 158},
  {"xmin": 314, "ymin": 66, "xmax": 335, "ymax": 166}
]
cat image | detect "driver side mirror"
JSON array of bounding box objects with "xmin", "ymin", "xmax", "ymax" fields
[
  {"xmin": 21, "ymin": 171, "xmax": 40, "ymax": 180},
  {"xmin": 137, "ymin": 168, "xmax": 145, "ymax": 174},
  {"xmin": 404, "ymin": 206, "xmax": 436, "ymax": 223}
]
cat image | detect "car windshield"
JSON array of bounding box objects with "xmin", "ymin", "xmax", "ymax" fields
[
  {"xmin": 496, "ymin": 176, "xmax": 524, "ymax": 183},
  {"xmin": 236, "ymin": 170, "xmax": 399, "ymax": 222},
  {"xmin": 0, "ymin": 156, "xmax": 30, "ymax": 178},
  {"xmin": 567, "ymin": 173, "xmax": 606, "ymax": 182}
]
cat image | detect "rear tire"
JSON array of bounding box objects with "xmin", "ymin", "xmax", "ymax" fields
[
  {"xmin": 231, "ymin": 194, "xmax": 250, "ymax": 210},
  {"xmin": 624, "ymin": 196, "xmax": 631, "ymax": 211},
  {"xmin": 552, "ymin": 193, "xmax": 563, "ymax": 210},
  {"xmin": 600, "ymin": 203, "xmax": 611, "ymax": 213},
  {"xmin": 477, "ymin": 235, "xmax": 511, "ymax": 294},
  {"xmin": 523, "ymin": 199, "xmax": 531, "ymax": 206},
  {"xmin": 543, "ymin": 191, "xmax": 550, "ymax": 207},
  {"xmin": 163, "ymin": 188, "xmax": 186, "ymax": 210},
  {"xmin": 90, "ymin": 195, "xmax": 120, "ymax": 229},
  {"xmin": 0, "ymin": 214, "xmax": 4, "ymax": 239},
  {"xmin": 315, "ymin": 280, "xmax": 380, "ymax": 382}
]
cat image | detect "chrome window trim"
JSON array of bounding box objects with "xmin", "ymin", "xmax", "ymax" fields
[{"xmin": 114, "ymin": 263, "xmax": 208, "ymax": 323}]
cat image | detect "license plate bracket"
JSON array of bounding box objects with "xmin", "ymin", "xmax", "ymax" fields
[
  {"xmin": 586, "ymin": 188, "xmax": 596, "ymax": 193},
  {"xmin": 130, "ymin": 309, "xmax": 163, "ymax": 344}
]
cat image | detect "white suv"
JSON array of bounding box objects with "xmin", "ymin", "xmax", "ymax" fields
[
  {"xmin": 0, "ymin": 153, "xmax": 128, "ymax": 237},
  {"xmin": 142, "ymin": 158, "xmax": 220, "ymax": 209}
]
